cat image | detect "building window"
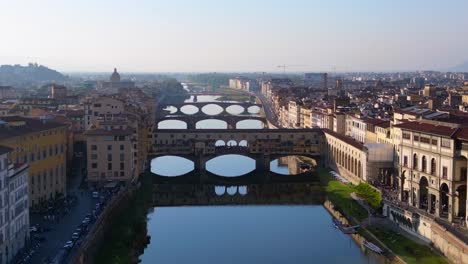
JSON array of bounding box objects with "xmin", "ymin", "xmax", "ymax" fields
[
  {"xmin": 91, "ymin": 154, "xmax": 98, "ymax": 160},
  {"xmin": 107, "ymin": 163, "xmax": 112, "ymax": 170},
  {"xmin": 420, "ymin": 137, "xmax": 430, "ymax": 144},
  {"xmin": 403, "ymin": 156, "xmax": 408, "ymax": 167},
  {"xmin": 430, "ymin": 158, "xmax": 436, "ymax": 175},
  {"xmin": 441, "ymin": 139, "xmax": 450, "ymax": 148},
  {"xmin": 431, "ymin": 139, "xmax": 437, "ymax": 146},
  {"xmin": 120, "ymin": 171, "xmax": 124, "ymax": 177},
  {"xmin": 120, "ymin": 153, "xmax": 124, "ymax": 161},
  {"xmin": 91, "ymin": 163, "xmax": 97, "ymax": 169},
  {"xmin": 120, "ymin": 145, "xmax": 124, "ymax": 151},
  {"xmin": 107, "ymin": 145, "xmax": 112, "ymax": 151},
  {"xmin": 107, "ymin": 154, "xmax": 112, "ymax": 161},
  {"xmin": 421, "ymin": 156, "xmax": 427, "ymax": 172},
  {"xmin": 413, "ymin": 154, "xmax": 418, "ymax": 170},
  {"xmin": 442, "ymin": 166, "xmax": 448, "ymax": 179},
  {"xmin": 120, "ymin": 163, "xmax": 124, "ymax": 170},
  {"xmin": 413, "ymin": 135, "xmax": 419, "ymax": 142},
  {"xmin": 91, "ymin": 145, "xmax": 97, "ymax": 151},
  {"xmin": 403, "ymin": 132, "xmax": 411, "ymax": 140}
]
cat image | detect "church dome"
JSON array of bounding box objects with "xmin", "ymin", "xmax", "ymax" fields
[{"xmin": 110, "ymin": 68, "xmax": 121, "ymax": 82}]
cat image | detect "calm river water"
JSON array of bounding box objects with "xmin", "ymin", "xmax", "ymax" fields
[{"xmin": 140, "ymin": 96, "xmax": 384, "ymax": 264}]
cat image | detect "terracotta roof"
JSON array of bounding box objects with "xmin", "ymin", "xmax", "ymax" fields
[
  {"xmin": 0, "ymin": 116, "xmax": 68, "ymax": 140},
  {"xmin": 0, "ymin": 145, "xmax": 13, "ymax": 155},
  {"xmin": 362, "ymin": 117, "xmax": 387, "ymax": 126},
  {"xmin": 375, "ymin": 121, "xmax": 391, "ymax": 128},
  {"xmin": 454, "ymin": 128, "xmax": 468, "ymax": 141},
  {"xmin": 322, "ymin": 129, "xmax": 364, "ymax": 149},
  {"xmin": 393, "ymin": 121, "xmax": 458, "ymax": 137}
]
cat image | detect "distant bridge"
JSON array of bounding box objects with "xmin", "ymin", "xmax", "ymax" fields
[
  {"xmin": 158, "ymin": 101, "xmax": 262, "ymax": 114},
  {"xmin": 156, "ymin": 115, "xmax": 268, "ymax": 129}
]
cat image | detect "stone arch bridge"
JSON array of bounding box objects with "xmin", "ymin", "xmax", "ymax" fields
[
  {"xmin": 156, "ymin": 115, "xmax": 268, "ymax": 129},
  {"xmin": 159, "ymin": 101, "xmax": 262, "ymax": 115},
  {"xmin": 150, "ymin": 128, "xmax": 325, "ymax": 183}
]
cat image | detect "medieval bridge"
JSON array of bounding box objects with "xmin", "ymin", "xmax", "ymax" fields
[{"xmin": 150, "ymin": 128, "xmax": 326, "ymax": 184}]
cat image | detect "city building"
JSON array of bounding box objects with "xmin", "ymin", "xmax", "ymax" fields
[
  {"xmin": 393, "ymin": 119, "xmax": 468, "ymax": 225},
  {"xmin": 96, "ymin": 68, "xmax": 135, "ymax": 93},
  {"xmin": 50, "ymin": 84, "xmax": 67, "ymax": 99},
  {"xmin": 85, "ymin": 128, "xmax": 135, "ymax": 184},
  {"xmin": 0, "ymin": 116, "xmax": 67, "ymax": 207},
  {"xmin": 229, "ymin": 77, "xmax": 257, "ymax": 91},
  {"xmin": 0, "ymin": 146, "xmax": 29, "ymax": 264}
]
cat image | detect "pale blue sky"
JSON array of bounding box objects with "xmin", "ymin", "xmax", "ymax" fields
[{"xmin": 0, "ymin": 0, "xmax": 467, "ymax": 72}]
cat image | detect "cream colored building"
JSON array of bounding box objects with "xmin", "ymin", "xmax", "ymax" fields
[
  {"xmin": 0, "ymin": 147, "xmax": 29, "ymax": 264},
  {"xmin": 300, "ymin": 107, "xmax": 311, "ymax": 128},
  {"xmin": 85, "ymin": 128, "xmax": 136, "ymax": 185},
  {"xmin": 394, "ymin": 119, "xmax": 468, "ymax": 225}
]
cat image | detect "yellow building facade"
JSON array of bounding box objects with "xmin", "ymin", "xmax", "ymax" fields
[{"xmin": 0, "ymin": 117, "xmax": 67, "ymax": 207}]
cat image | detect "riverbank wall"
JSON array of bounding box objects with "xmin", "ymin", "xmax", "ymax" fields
[
  {"xmin": 323, "ymin": 200, "xmax": 404, "ymax": 264},
  {"xmin": 384, "ymin": 202, "xmax": 468, "ymax": 264},
  {"xmin": 71, "ymin": 185, "xmax": 136, "ymax": 264}
]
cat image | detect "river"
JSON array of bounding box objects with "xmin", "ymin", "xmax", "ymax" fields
[{"xmin": 140, "ymin": 96, "xmax": 385, "ymax": 263}]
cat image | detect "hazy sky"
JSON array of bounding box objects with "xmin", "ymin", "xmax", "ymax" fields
[{"xmin": 1, "ymin": 0, "xmax": 467, "ymax": 72}]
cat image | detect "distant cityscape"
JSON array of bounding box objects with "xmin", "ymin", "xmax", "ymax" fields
[{"xmin": 0, "ymin": 63, "xmax": 467, "ymax": 263}]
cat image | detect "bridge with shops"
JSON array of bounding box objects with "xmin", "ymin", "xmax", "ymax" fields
[{"xmin": 150, "ymin": 128, "xmax": 325, "ymax": 184}]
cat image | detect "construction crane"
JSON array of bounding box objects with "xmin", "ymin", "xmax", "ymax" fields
[
  {"xmin": 277, "ymin": 64, "xmax": 287, "ymax": 74},
  {"xmin": 277, "ymin": 64, "xmax": 304, "ymax": 74}
]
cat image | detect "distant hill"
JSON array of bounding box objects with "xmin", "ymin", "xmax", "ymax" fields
[
  {"xmin": 448, "ymin": 61, "xmax": 468, "ymax": 72},
  {"xmin": 0, "ymin": 63, "xmax": 68, "ymax": 86}
]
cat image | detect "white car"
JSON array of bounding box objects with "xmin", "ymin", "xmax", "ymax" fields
[{"xmin": 64, "ymin": 240, "xmax": 74, "ymax": 250}]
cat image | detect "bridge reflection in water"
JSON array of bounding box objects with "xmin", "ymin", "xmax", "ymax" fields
[{"xmin": 152, "ymin": 183, "xmax": 325, "ymax": 207}]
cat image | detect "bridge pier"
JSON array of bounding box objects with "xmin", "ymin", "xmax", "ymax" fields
[
  {"xmin": 194, "ymin": 155, "xmax": 208, "ymax": 182},
  {"xmin": 187, "ymin": 121, "xmax": 196, "ymax": 129},
  {"xmin": 255, "ymin": 154, "xmax": 271, "ymax": 182}
]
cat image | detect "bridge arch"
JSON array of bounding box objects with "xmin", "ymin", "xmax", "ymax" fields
[
  {"xmin": 236, "ymin": 119, "xmax": 266, "ymax": 129},
  {"xmin": 215, "ymin": 186, "xmax": 226, "ymax": 196},
  {"xmin": 201, "ymin": 104, "xmax": 224, "ymax": 116},
  {"xmin": 150, "ymin": 155, "xmax": 194, "ymax": 176},
  {"xmin": 238, "ymin": 140, "xmax": 248, "ymax": 147},
  {"xmin": 179, "ymin": 104, "xmax": 199, "ymax": 115},
  {"xmin": 157, "ymin": 119, "xmax": 188, "ymax": 129},
  {"xmin": 206, "ymin": 154, "xmax": 256, "ymax": 177},
  {"xmin": 196, "ymin": 119, "xmax": 228, "ymax": 129},
  {"xmin": 247, "ymin": 105, "xmax": 261, "ymax": 114},
  {"xmin": 226, "ymin": 186, "xmax": 238, "ymax": 196},
  {"xmin": 270, "ymin": 155, "xmax": 317, "ymax": 175},
  {"xmin": 226, "ymin": 105, "xmax": 245, "ymax": 115},
  {"xmin": 215, "ymin": 140, "xmax": 226, "ymax": 146}
]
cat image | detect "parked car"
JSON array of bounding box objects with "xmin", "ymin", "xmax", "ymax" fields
[
  {"xmin": 63, "ymin": 240, "xmax": 74, "ymax": 250},
  {"xmin": 71, "ymin": 232, "xmax": 80, "ymax": 241}
]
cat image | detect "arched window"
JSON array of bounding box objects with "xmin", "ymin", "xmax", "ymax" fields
[
  {"xmin": 422, "ymin": 156, "xmax": 427, "ymax": 172},
  {"xmin": 430, "ymin": 158, "xmax": 436, "ymax": 175},
  {"xmin": 413, "ymin": 154, "xmax": 418, "ymax": 170}
]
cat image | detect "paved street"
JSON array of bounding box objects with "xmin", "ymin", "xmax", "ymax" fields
[
  {"xmin": 28, "ymin": 157, "xmax": 95, "ymax": 264},
  {"xmin": 253, "ymin": 91, "xmax": 282, "ymax": 128}
]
